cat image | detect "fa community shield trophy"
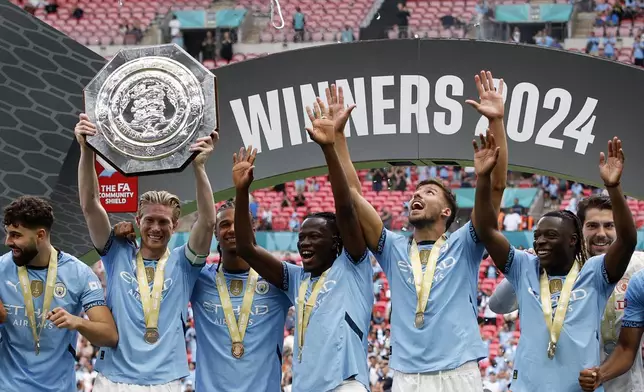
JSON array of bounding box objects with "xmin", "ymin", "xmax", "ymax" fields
[{"xmin": 83, "ymin": 43, "xmax": 218, "ymax": 176}]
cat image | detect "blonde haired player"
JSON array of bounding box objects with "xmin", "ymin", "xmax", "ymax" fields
[{"xmin": 74, "ymin": 113, "xmax": 218, "ymax": 392}]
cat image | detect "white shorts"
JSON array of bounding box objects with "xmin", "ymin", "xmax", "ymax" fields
[
  {"xmin": 392, "ymin": 361, "xmax": 483, "ymax": 392},
  {"xmin": 93, "ymin": 374, "xmax": 182, "ymax": 392},
  {"xmin": 332, "ymin": 379, "xmax": 369, "ymax": 392}
]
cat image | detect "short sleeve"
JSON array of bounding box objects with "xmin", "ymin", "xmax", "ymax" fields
[
  {"xmin": 488, "ymin": 278, "xmax": 519, "ymax": 314},
  {"xmin": 450, "ymin": 221, "xmax": 486, "ymax": 267},
  {"xmin": 79, "ymin": 266, "xmax": 107, "ymax": 313},
  {"xmin": 183, "ymin": 242, "xmax": 208, "ymax": 266},
  {"xmin": 280, "ymin": 261, "xmax": 304, "ymax": 305},
  {"xmin": 623, "ymin": 270, "xmax": 644, "ymax": 328},
  {"xmin": 503, "ymin": 246, "xmax": 536, "ymax": 288},
  {"xmin": 174, "ymin": 245, "xmax": 203, "ymax": 303},
  {"xmin": 96, "ymin": 229, "xmax": 134, "ymax": 268},
  {"xmin": 585, "ymin": 254, "xmax": 615, "ymax": 297},
  {"xmin": 372, "ymin": 228, "xmax": 405, "ymax": 275}
]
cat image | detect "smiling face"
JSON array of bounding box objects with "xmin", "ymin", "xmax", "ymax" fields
[
  {"xmin": 216, "ymin": 208, "xmax": 237, "ymax": 253},
  {"xmin": 408, "ymin": 180, "xmax": 454, "ymax": 230},
  {"xmin": 136, "ymin": 204, "xmax": 176, "ymax": 253},
  {"xmin": 533, "ymin": 216, "xmax": 578, "ymax": 269},
  {"xmin": 581, "ymin": 207, "xmax": 615, "ymax": 257},
  {"xmin": 297, "ymin": 216, "xmax": 339, "ymax": 274}
]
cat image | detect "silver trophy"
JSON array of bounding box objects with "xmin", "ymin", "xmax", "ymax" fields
[{"xmin": 84, "ymin": 44, "xmax": 218, "ymax": 176}]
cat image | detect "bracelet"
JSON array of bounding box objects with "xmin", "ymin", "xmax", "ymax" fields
[{"xmin": 604, "ymin": 182, "xmax": 620, "ymax": 188}]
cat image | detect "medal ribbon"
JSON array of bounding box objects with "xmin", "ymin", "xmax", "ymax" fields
[
  {"xmin": 409, "ymin": 235, "xmax": 447, "ymax": 321},
  {"xmin": 297, "ymin": 269, "xmax": 329, "ymax": 360},
  {"xmin": 539, "ymin": 260, "xmax": 580, "ymax": 358},
  {"xmin": 136, "ymin": 249, "xmax": 170, "ymax": 332},
  {"xmin": 601, "ymin": 291, "xmax": 619, "ymax": 344},
  {"xmin": 17, "ymin": 246, "xmax": 58, "ymax": 354},
  {"xmin": 215, "ymin": 268, "xmax": 258, "ymax": 347}
]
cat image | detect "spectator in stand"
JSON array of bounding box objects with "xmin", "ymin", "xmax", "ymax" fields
[
  {"xmin": 604, "ymin": 32, "xmax": 616, "ymax": 59},
  {"xmin": 503, "ymin": 209, "xmax": 522, "ymax": 231},
  {"xmin": 72, "ymin": 0, "xmax": 83, "ymax": 20},
  {"xmin": 294, "ymin": 179, "xmax": 306, "ymax": 194},
  {"xmin": 370, "ymin": 168, "xmax": 387, "ymax": 192},
  {"xmin": 341, "ymin": 25, "xmax": 355, "ymax": 42},
  {"xmin": 288, "ymin": 212, "xmax": 300, "ymax": 231},
  {"xmin": 587, "ymin": 31, "xmax": 601, "ymax": 55},
  {"xmin": 249, "ymin": 194, "xmax": 259, "ymax": 219},
  {"xmin": 511, "ymin": 26, "xmax": 521, "ymax": 43},
  {"xmin": 201, "ymin": 31, "xmax": 216, "ymax": 61},
  {"xmin": 634, "ymin": 34, "xmax": 644, "ymax": 66},
  {"xmin": 376, "ymin": 360, "xmax": 394, "ymax": 392},
  {"xmin": 45, "ymin": 0, "xmax": 58, "ymax": 14},
  {"xmin": 169, "ymin": 14, "xmax": 181, "ymax": 41},
  {"xmin": 220, "ymin": 31, "xmax": 234, "ymax": 64},
  {"xmin": 396, "ymin": 2, "xmax": 411, "ymax": 38},
  {"xmin": 293, "ymin": 7, "xmax": 305, "ymax": 42},
  {"xmin": 293, "ymin": 190, "xmax": 306, "ymax": 207},
  {"xmin": 380, "ymin": 207, "xmax": 393, "ymax": 229},
  {"xmin": 280, "ymin": 193, "xmax": 292, "ymax": 208}
]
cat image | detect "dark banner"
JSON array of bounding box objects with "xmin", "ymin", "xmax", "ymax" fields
[{"xmin": 1, "ymin": 0, "xmax": 643, "ymax": 261}]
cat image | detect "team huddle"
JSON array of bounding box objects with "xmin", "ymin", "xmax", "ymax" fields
[{"xmin": 0, "ymin": 70, "xmax": 642, "ymax": 392}]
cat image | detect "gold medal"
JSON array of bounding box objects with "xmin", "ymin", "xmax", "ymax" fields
[
  {"xmin": 231, "ymin": 342, "xmax": 245, "ymax": 359},
  {"xmin": 144, "ymin": 328, "xmax": 160, "ymax": 344},
  {"xmin": 547, "ymin": 341, "xmax": 556, "ymax": 359},
  {"xmin": 414, "ymin": 312, "xmax": 424, "ymax": 329},
  {"xmin": 549, "ymin": 278, "xmax": 563, "ymax": 294}
]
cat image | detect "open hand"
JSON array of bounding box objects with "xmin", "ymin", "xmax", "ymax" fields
[
  {"xmin": 599, "ymin": 137, "xmax": 624, "ymax": 187},
  {"xmin": 325, "ymin": 84, "xmax": 356, "ymax": 136},
  {"xmin": 114, "ymin": 221, "xmax": 136, "ymax": 242},
  {"xmin": 306, "ymin": 98, "xmax": 336, "ymax": 146},
  {"xmin": 232, "ymin": 146, "xmax": 257, "ymax": 190},
  {"xmin": 578, "ymin": 367, "xmax": 601, "ymax": 391},
  {"xmin": 74, "ymin": 113, "xmax": 97, "ymax": 148},
  {"xmin": 472, "ymin": 131, "xmax": 500, "ymax": 177},
  {"xmin": 465, "ymin": 70, "xmax": 504, "ymax": 120},
  {"xmin": 47, "ymin": 307, "xmax": 82, "ymax": 330},
  {"xmin": 191, "ymin": 131, "xmax": 219, "ymax": 167}
]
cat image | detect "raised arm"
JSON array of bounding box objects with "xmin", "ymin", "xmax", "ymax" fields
[
  {"xmin": 186, "ymin": 132, "xmax": 219, "ymax": 261},
  {"xmin": 465, "ymin": 71, "xmax": 508, "ymax": 229},
  {"xmin": 233, "ymin": 147, "xmax": 285, "ymax": 288},
  {"xmin": 598, "ymin": 137, "xmax": 637, "ymax": 283},
  {"xmin": 326, "ymin": 85, "xmax": 362, "ymax": 195},
  {"xmin": 472, "ymin": 133, "xmax": 511, "ymax": 270},
  {"xmin": 305, "ymin": 98, "xmax": 367, "ymax": 261},
  {"xmin": 75, "ymin": 114, "xmax": 112, "ymax": 252}
]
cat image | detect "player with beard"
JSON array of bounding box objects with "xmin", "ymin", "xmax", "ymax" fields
[
  {"xmin": 111, "ymin": 200, "xmax": 293, "ymax": 392},
  {"xmin": 74, "ymin": 113, "xmax": 218, "ymax": 392},
  {"xmin": 490, "ymin": 195, "xmax": 644, "ymax": 392},
  {"xmin": 472, "ymin": 133, "xmax": 636, "ymax": 392},
  {"xmin": 231, "ymin": 97, "xmax": 372, "ymax": 391},
  {"xmin": 326, "ymin": 71, "xmax": 508, "ymax": 390},
  {"xmin": 0, "ymin": 196, "xmax": 118, "ymax": 392}
]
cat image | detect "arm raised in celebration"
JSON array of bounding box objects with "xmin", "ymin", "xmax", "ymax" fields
[
  {"xmin": 598, "ymin": 137, "xmax": 637, "ymax": 283},
  {"xmin": 465, "ymin": 71, "xmax": 508, "ymax": 230},
  {"xmin": 75, "ymin": 114, "xmax": 112, "ymax": 254},
  {"xmin": 233, "ymin": 147, "xmax": 286, "ymax": 289},
  {"xmin": 186, "ymin": 132, "xmax": 219, "ymax": 264},
  {"xmin": 472, "ymin": 133, "xmax": 512, "ymax": 271},
  {"xmin": 305, "ymin": 98, "xmax": 367, "ymax": 262}
]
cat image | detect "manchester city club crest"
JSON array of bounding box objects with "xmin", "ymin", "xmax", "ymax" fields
[
  {"xmin": 256, "ymin": 281, "xmax": 269, "ymax": 295},
  {"xmin": 30, "ymin": 280, "xmax": 43, "ymax": 298},
  {"xmin": 54, "ymin": 282, "xmax": 67, "ymax": 298},
  {"xmin": 230, "ymin": 280, "xmax": 243, "ymax": 296},
  {"xmin": 145, "ymin": 266, "xmax": 156, "ymax": 283}
]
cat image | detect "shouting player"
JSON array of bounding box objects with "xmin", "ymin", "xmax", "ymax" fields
[
  {"xmin": 0, "ymin": 196, "xmax": 118, "ymax": 392},
  {"xmin": 473, "ymin": 133, "xmax": 636, "ymax": 391},
  {"xmin": 490, "ymin": 195, "xmax": 644, "ymax": 392},
  {"xmin": 329, "ymin": 71, "xmax": 508, "ymax": 390},
  {"xmin": 75, "ymin": 113, "xmax": 217, "ymax": 392},
  {"xmin": 231, "ymin": 97, "xmax": 373, "ymax": 391}
]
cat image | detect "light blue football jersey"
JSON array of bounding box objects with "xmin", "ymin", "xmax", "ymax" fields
[
  {"xmin": 94, "ymin": 232, "xmax": 203, "ymax": 385},
  {"xmin": 622, "ymin": 269, "xmax": 644, "ymax": 328},
  {"xmin": 0, "ymin": 250, "xmax": 106, "ymax": 392},
  {"xmin": 281, "ymin": 250, "xmax": 373, "ymax": 392},
  {"xmin": 191, "ymin": 264, "xmax": 292, "ymax": 392},
  {"xmin": 504, "ymin": 248, "xmax": 614, "ymax": 392},
  {"xmin": 374, "ymin": 222, "xmax": 487, "ymax": 373}
]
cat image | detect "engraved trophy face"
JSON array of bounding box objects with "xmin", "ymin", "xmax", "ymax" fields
[{"xmin": 84, "ymin": 44, "xmax": 218, "ymax": 176}]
